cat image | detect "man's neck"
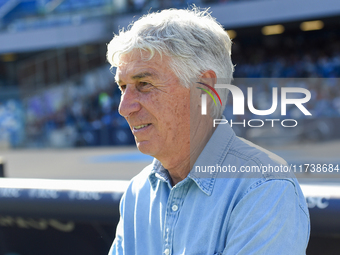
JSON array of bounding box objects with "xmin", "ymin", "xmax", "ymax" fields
[{"xmin": 157, "ymin": 119, "xmax": 216, "ymax": 186}]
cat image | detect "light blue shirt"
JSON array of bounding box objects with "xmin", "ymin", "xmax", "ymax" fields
[{"xmin": 109, "ymin": 123, "xmax": 310, "ymax": 255}]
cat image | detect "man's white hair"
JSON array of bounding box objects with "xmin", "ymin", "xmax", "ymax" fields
[{"xmin": 107, "ymin": 7, "xmax": 234, "ymax": 118}]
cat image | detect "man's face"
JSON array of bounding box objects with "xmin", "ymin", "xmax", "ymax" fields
[{"xmin": 116, "ymin": 51, "xmax": 191, "ymax": 160}]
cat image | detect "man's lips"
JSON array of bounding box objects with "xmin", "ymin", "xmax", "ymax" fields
[{"xmin": 132, "ymin": 123, "xmax": 152, "ymax": 132}]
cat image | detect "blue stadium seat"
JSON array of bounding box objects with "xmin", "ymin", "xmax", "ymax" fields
[
  {"xmin": 1, "ymin": 0, "xmax": 38, "ymax": 24},
  {"xmin": 0, "ymin": 0, "xmax": 110, "ymax": 25},
  {"xmin": 0, "ymin": 0, "xmax": 6, "ymax": 8},
  {"xmin": 54, "ymin": 0, "xmax": 109, "ymax": 12}
]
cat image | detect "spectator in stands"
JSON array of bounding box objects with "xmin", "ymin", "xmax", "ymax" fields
[
  {"xmin": 106, "ymin": 7, "xmax": 310, "ymax": 255},
  {"xmin": 22, "ymin": 23, "xmax": 340, "ymax": 147}
]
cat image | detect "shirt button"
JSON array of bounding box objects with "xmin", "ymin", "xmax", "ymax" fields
[
  {"xmin": 164, "ymin": 248, "xmax": 170, "ymax": 255},
  {"xmin": 172, "ymin": 205, "xmax": 178, "ymax": 212}
]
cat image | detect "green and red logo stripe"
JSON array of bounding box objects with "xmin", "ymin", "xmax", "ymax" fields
[{"xmin": 196, "ymin": 82, "xmax": 222, "ymax": 106}]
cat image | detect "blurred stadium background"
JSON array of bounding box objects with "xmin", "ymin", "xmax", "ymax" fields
[{"xmin": 0, "ymin": 0, "xmax": 340, "ymax": 254}]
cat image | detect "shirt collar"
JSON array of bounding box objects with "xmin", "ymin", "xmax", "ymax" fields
[
  {"xmin": 148, "ymin": 117, "xmax": 235, "ymax": 196},
  {"xmin": 148, "ymin": 159, "xmax": 172, "ymax": 190},
  {"xmin": 189, "ymin": 117, "xmax": 235, "ymax": 196}
]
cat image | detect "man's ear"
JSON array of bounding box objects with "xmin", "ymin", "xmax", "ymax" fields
[{"xmin": 199, "ymin": 70, "xmax": 217, "ymax": 88}]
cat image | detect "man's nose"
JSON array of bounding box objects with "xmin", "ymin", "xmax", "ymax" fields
[{"xmin": 118, "ymin": 85, "xmax": 141, "ymax": 117}]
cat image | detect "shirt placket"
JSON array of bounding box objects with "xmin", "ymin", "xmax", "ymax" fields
[{"xmin": 162, "ymin": 182, "xmax": 189, "ymax": 255}]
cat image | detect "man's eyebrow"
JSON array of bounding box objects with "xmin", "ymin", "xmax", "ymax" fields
[
  {"xmin": 132, "ymin": 72, "xmax": 156, "ymax": 80},
  {"xmin": 116, "ymin": 72, "xmax": 157, "ymax": 85}
]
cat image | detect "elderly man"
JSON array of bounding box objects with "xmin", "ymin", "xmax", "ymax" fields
[{"xmin": 107, "ymin": 8, "xmax": 310, "ymax": 255}]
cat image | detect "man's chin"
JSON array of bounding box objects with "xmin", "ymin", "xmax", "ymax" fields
[{"xmin": 136, "ymin": 141, "xmax": 156, "ymax": 156}]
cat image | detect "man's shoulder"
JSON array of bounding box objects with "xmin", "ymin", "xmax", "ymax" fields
[
  {"xmin": 226, "ymin": 135, "xmax": 295, "ymax": 179},
  {"xmin": 216, "ymin": 135, "xmax": 309, "ymax": 216},
  {"xmin": 230, "ymin": 135, "xmax": 287, "ymax": 166}
]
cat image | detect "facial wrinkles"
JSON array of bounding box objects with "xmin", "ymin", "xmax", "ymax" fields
[
  {"xmin": 117, "ymin": 51, "xmax": 192, "ymax": 166},
  {"xmin": 121, "ymin": 75, "xmax": 177, "ymax": 126},
  {"xmin": 153, "ymin": 88, "xmax": 189, "ymax": 158}
]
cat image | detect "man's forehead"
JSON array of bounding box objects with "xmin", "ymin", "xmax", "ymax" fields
[{"xmin": 115, "ymin": 54, "xmax": 166, "ymax": 83}]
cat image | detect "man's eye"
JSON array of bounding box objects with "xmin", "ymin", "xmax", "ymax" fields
[
  {"xmin": 119, "ymin": 85, "xmax": 126, "ymax": 91},
  {"xmin": 138, "ymin": 82, "xmax": 152, "ymax": 91}
]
